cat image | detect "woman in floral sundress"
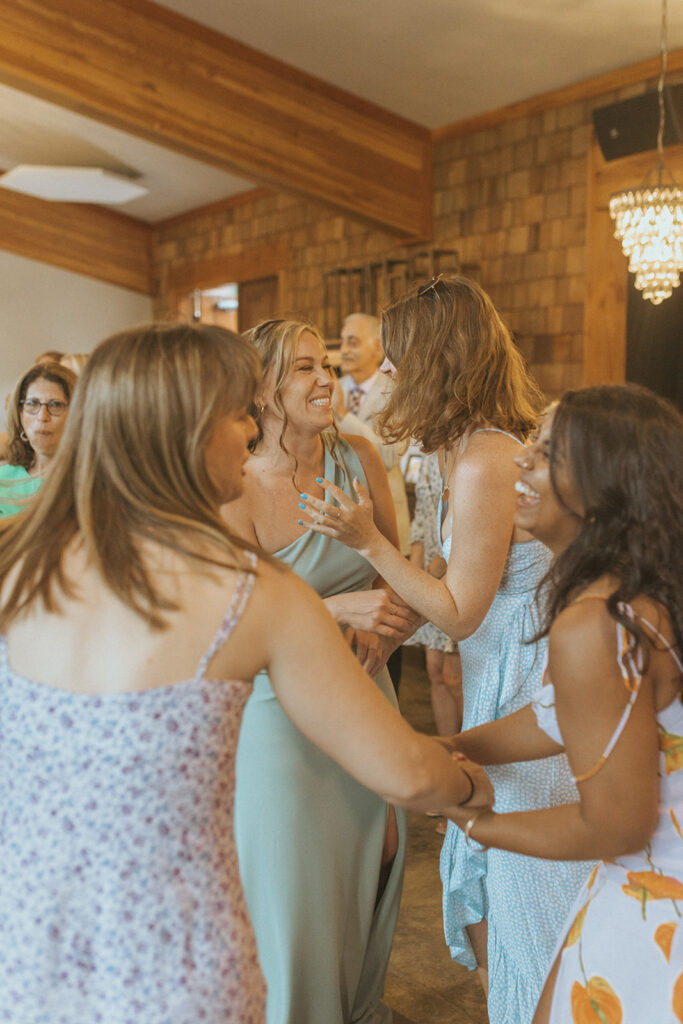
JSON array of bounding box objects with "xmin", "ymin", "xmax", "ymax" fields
[
  {"xmin": 446, "ymin": 384, "xmax": 683, "ymax": 1023},
  {"xmin": 0, "ymin": 323, "xmax": 492, "ymax": 1024}
]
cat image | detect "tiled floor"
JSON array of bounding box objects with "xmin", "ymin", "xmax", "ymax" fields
[{"xmin": 385, "ymin": 647, "xmax": 489, "ymax": 1024}]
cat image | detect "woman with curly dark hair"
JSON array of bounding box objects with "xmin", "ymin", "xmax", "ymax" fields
[
  {"xmin": 447, "ymin": 384, "xmax": 683, "ymax": 1023},
  {"xmin": 0, "ymin": 361, "xmax": 76, "ymax": 517},
  {"xmin": 301, "ymin": 276, "xmax": 591, "ymax": 1021}
]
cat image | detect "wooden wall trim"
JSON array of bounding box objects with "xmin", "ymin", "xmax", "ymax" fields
[
  {"xmin": 0, "ymin": 187, "xmax": 152, "ymax": 293},
  {"xmin": 583, "ymin": 136, "xmax": 628, "ymax": 385},
  {"xmin": 0, "ymin": 0, "xmax": 432, "ymax": 238},
  {"xmin": 433, "ymin": 48, "xmax": 683, "ymax": 143},
  {"xmin": 163, "ymin": 245, "xmax": 288, "ymax": 296}
]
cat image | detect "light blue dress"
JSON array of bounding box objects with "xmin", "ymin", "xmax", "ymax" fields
[
  {"xmin": 234, "ymin": 435, "xmax": 406, "ymax": 1024},
  {"xmin": 438, "ymin": 430, "xmax": 592, "ymax": 1024}
]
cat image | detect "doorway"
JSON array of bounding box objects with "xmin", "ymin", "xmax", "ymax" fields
[{"xmin": 626, "ymin": 276, "xmax": 683, "ymax": 409}]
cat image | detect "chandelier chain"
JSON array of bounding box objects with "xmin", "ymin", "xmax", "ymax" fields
[
  {"xmin": 656, "ymin": 0, "xmax": 668, "ymax": 174},
  {"xmin": 608, "ymin": 0, "xmax": 682, "ymax": 305}
]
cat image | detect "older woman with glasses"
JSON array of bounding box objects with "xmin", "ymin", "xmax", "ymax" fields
[{"xmin": 0, "ymin": 362, "xmax": 76, "ymax": 517}]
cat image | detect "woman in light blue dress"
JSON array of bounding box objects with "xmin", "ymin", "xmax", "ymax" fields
[
  {"xmin": 225, "ymin": 319, "xmax": 421, "ymax": 1024},
  {"xmin": 302, "ymin": 276, "xmax": 591, "ymax": 1023}
]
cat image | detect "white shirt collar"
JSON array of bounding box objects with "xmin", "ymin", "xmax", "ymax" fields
[{"xmin": 353, "ymin": 370, "xmax": 379, "ymax": 394}]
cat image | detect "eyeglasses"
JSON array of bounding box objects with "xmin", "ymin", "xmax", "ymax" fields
[{"xmin": 20, "ymin": 398, "xmax": 69, "ymax": 417}]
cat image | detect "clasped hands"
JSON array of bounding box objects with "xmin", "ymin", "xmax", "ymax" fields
[
  {"xmin": 437, "ymin": 740, "xmax": 495, "ymax": 831},
  {"xmin": 329, "ymin": 588, "xmax": 420, "ymax": 676}
]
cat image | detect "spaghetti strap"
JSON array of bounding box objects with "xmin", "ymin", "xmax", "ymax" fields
[
  {"xmin": 470, "ymin": 427, "xmax": 526, "ymax": 447},
  {"xmin": 571, "ymin": 595, "xmax": 681, "ymax": 783},
  {"xmin": 194, "ymin": 552, "xmax": 257, "ymax": 682},
  {"xmin": 573, "ymin": 594, "xmax": 683, "ymax": 672}
]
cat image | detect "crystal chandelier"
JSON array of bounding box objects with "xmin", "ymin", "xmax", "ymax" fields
[{"xmin": 609, "ymin": 0, "xmax": 683, "ymax": 305}]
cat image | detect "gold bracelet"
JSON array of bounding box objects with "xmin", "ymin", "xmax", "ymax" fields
[{"xmin": 464, "ymin": 808, "xmax": 489, "ymax": 850}]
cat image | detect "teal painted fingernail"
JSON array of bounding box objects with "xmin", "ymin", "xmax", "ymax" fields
[
  {"xmin": 299, "ymin": 502, "xmax": 306, "ymax": 509},
  {"xmin": 300, "ymin": 492, "xmax": 307, "ymax": 498},
  {"xmin": 315, "ymin": 477, "xmax": 323, "ymax": 483},
  {"xmin": 297, "ymin": 520, "xmax": 303, "ymax": 525}
]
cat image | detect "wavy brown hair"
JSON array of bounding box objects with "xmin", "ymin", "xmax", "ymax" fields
[
  {"xmin": 0, "ymin": 323, "xmax": 263, "ymax": 630},
  {"xmin": 538, "ymin": 384, "xmax": 683, "ymax": 676},
  {"xmin": 378, "ymin": 275, "xmax": 544, "ymax": 451},
  {"xmin": 244, "ymin": 318, "xmax": 347, "ymax": 489},
  {"xmin": 7, "ymin": 362, "xmax": 77, "ymax": 469}
]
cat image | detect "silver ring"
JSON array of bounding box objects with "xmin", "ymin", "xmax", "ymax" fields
[
  {"xmin": 335, "ymin": 509, "xmax": 341, "ymax": 521},
  {"xmin": 315, "ymin": 516, "xmax": 323, "ymax": 526}
]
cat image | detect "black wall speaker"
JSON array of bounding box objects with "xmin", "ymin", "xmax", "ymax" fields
[{"xmin": 592, "ymin": 84, "xmax": 683, "ymax": 161}]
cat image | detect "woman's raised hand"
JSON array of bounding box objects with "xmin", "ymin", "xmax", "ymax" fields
[{"xmin": 299, "ymin": 476, "xmax": 379, "ymax": 555}]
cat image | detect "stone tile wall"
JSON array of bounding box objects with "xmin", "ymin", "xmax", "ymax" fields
[{"xmin": 152, "ymin": 80, "xmax": 654, "ymax": 399}]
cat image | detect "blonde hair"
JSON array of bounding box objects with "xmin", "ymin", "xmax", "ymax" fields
[
  {"xmin": 378, "ymin": 275, "xmax": 544, "ymax": 451},
  {"xmin": 0, "ymin": 323, "xmax": 262, "ymax": 629},
  {"xmin": 7, "ymin": 362, "xmax": 77, "ymax": 469},
  {"xmin": 60, "ymin": 353, "xmax": 90, "ymax": 375},
  {"xmin": 244, "ymin": 319, "xmax": 346, "ymax": 488}
]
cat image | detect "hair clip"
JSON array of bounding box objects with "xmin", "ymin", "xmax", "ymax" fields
[{"xmin": 417, "ymin": 273, "xmax": 444, "ymax": 298}]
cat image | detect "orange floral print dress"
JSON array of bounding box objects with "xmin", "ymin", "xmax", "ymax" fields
[{"xmin": 531, "ymin": 603, "xmax": 683, "ymax": 1023}]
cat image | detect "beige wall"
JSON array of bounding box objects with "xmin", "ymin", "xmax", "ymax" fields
[{"xmin": 0, "ymin": 249, "xmax": 152, "ymax": 405}]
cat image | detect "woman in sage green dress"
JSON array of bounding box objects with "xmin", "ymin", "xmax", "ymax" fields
[{"xmin": 224, "ymin": 319, "xmax": 420, "ymax": 1024}]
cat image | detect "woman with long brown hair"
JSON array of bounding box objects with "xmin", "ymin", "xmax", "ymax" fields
[
  {"xmin": 301, "ymin": 276, "xmax": 592, "ymax": 1023},
  {"xmin": 0, "ymin": 322, "xmax": 488, "ymax": 1024}
]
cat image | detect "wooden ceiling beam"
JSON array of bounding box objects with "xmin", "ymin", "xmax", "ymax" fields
[
  {"xmin": 0, "ymin": 186, "xmax": 152, "ymax": 293},
  {"xmin": 0, "ymin": 0, "xmax": 432, "ymax": 239}
]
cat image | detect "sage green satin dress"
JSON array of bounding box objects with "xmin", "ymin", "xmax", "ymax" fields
[{"xmin": 234, "ymin": 435, "xmax": 406, "ymax": 1024}]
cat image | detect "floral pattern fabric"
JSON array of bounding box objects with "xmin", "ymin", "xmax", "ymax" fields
[
  {"xmin": 405, "ymin": 452, "xmax": 457, "ymax": 653},
  {"xmin": 534, "ymin": 628, "xmax": 683, "ymax": 1023},
  {"xmin": 0, "ymin": 567, "xmax": 266, "ymax": 1024}
]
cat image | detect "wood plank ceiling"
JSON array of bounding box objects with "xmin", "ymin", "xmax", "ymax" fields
[{"xmin": 0, "ymin": 0, "xmax": 433, "ymax": 292}]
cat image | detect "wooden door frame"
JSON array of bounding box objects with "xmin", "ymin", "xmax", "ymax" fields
[
  {"xmin": 584, "ymin": 136, "xmax": 683, "ymax": 384},
  {"xmin": 164, "ymin": 244, "xmax": 287, "ymax": 322}
]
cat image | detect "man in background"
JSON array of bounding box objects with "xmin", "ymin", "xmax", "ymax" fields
[
  {"xmin": 335, "ymin": 313, "xmax": 412, "ymax": 693},
  {"xmin": 336, "ymin": 312, "xmax": 411, "ymax": 553}
]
